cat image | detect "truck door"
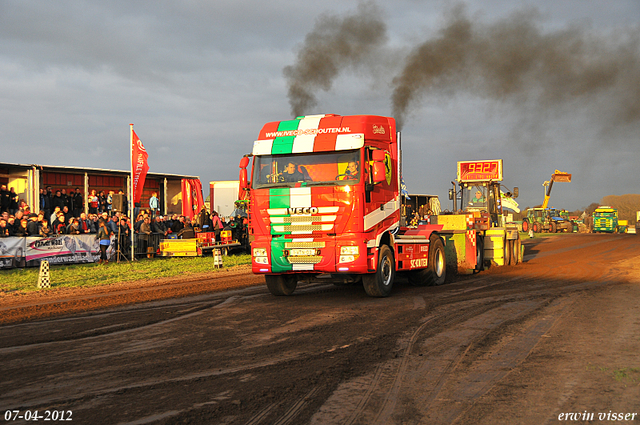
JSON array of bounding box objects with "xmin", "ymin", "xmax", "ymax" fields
[{"xmin": 363, "ymin": 147, "xmax": 396, "ymax": 235}]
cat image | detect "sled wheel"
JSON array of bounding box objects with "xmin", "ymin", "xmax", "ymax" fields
[
  {"xmin": 363, "ymin": 245, "xmax": 395, "ymax": 297},
  {"xmin": 474, "ymin": 235, "xmax": 484, "ymax": 272}
]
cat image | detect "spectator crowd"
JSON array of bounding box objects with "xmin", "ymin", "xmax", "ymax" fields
[{"xmin": 0, "ymin": 185, "xmax": 242, "ymax": 242}]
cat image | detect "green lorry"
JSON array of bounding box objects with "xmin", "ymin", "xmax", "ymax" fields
[{"xmin": 592, "ymin": 206, "xmax": 618, "ymax": 233}]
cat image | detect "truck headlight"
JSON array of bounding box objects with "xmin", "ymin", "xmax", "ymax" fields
[
  {"xmin": 340, "ymin": 246, "xmax": 359, "ymax": 255},
  {"xmin": 339, "ymin": 246, "xmax": 359, "ymax": 263},
  {"xmin": 253, "ymin": 248, "xmax": 267, "ymax": 257}
]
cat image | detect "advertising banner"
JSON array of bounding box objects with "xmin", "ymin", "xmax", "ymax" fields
[
  {"xmin": 25, "ymin": 234, "xmax": 116, "ymax": 267},
  {"xmin": 0, "ymin": 235, "xmax": 116, "ymax": 269},
  {"xmin": 0, "ymin": 237, "xmax": 27, "ymax": 269}
]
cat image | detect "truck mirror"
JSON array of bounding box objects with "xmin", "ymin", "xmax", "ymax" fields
[
  {"xmin": 371, "ymin": 150, "xmax": 385, "ymax": 162},
  {"xmin": 449, "ymin": 189, "xmax": 454, "ymax": 201},
  {"xmin": 372, "ymin": 162, "xmax": 386, "ymax": 183},
  {"xmin": 238, "ymin": 156, "xmax": 250, "ymax": 200},
  {"xmin": 513, "ymin": 187, "xmax": 519, "ymax": 198}
]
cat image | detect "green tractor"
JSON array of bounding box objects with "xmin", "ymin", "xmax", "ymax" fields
[{"xmin": 522, "ymin": 208, "xmax": 573, "ymax": 233}]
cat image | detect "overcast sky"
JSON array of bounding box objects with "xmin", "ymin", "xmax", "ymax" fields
[{"xmin": 1, "ymin": 0, "xmax": 638, "ymax": 211}]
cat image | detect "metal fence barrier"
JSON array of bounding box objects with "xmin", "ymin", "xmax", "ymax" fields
[{"xmin": 133, "ymin": 233, "xmax": 163, "ymax": 258}]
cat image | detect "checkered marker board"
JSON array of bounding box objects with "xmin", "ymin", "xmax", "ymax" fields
[
  {"xmin": 213, "ymin": 249, "xmax": 223, "ymax": 268},
  {"xmin": 38, "ymin": 261, "xmax": 51, "ymax": 289}
]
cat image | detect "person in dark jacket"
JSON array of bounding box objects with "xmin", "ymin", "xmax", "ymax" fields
[
  {"xmin": 8, "ymin": 188, "xmax": 19, "ymax": 215},
  {"xmin": 14, "ymin": 218, "xmax": 28, "ymax": 237},
  {"xmin": 51, "ymin": 190, "xmax": 65, "ymax": 212},
  {"xmin": 0, "ymin": 185, "xmax": 10, "ymax": 213},
  {"xmin": 26, "ymin": 213, "xmax": 40, "ymax": 236},
  {"xmin": 96, "ymin": 219, "xmax": 112, "ymax": 264},
  {"xmin": 73, "ymin": 188, "xmax": 83, "ymax": 218}
]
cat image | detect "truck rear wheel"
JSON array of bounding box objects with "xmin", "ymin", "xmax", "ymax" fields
[
  {"xmin": 407, "ymin": 236, "xmax": 447, "ymax": 286},
  {"xmin": 532, "ymin": 222, "xmax": 540, "ymax": 233},
  {"xmin": 265, "ymin": 274, "xmax": 298, "ymax": 296},
  {"xmin": 522, "ymin": 219, "xmax": 529, "ymax": 233},
  {"xmin": 428, "ymin": 236, "xmax": 447, "ymax": 285},
  {"xmin": 363, "ymin": 245, "xmax": 395, "ymax": 297}
]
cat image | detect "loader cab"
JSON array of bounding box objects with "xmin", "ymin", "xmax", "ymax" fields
[{"xmin": 460, "ymin": 182, "xmax": 501, "ymax": 226}]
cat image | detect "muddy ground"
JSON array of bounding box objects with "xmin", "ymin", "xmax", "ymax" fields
[{"xmin": 1, "ymin": 233, "xmax": 639, "ymax": 424}]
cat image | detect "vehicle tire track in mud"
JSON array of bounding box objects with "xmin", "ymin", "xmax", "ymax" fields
[
  {"xmin": 0, "ymin": 293, "xmax": 251, "ymax": 350},
  {"xmin": 312, "ymin": 296, "xmax": 573, "ymax": 425}
]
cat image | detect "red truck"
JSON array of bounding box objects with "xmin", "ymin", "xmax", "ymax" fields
[{"xmin": 238, "ymin": 114, "xmax": 518, "ymax": 297}]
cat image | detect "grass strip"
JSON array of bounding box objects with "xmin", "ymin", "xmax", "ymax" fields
[{"xmin": 0, "ymin": 254, "xmax": 252, "ymax": 294}]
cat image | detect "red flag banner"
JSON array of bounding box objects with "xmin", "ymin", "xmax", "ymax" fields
[
  {"xmin": 131, "ymin": 129, "xmax": 149, "ymax": 204},
  {"xmin": 181, "ymin": 179, "xmax": 204, "ymax": 219}
]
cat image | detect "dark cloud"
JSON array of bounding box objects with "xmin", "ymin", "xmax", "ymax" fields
[
  {"xmin": 391, "ymin": 5, "xmax": 640, "ymax": 130},
  {"xmin": 283, "ymin": 2, "xmax": 387, "ymax": 117}
]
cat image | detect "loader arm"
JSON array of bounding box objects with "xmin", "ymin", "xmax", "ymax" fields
[{"xmin": 541, "ymin": 170, "xmax": 571, "ymax": 209}]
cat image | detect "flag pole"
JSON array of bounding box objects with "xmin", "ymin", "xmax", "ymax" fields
[{"xmin": 130, "ymin": 123, "xmax": 135, "ymax": 261}]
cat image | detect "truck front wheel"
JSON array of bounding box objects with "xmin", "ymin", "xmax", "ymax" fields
[
  {"xmin": 265, "ymin": 274, "xmax": 298, "ymax": 296},
  {"xmin": 363, "ymin": 245, "xmax": 395, "ymax": 297}
]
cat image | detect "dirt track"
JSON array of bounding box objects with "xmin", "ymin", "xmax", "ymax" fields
[{"xmin": 1, "ymin": 233, "xmax": 639, "ymax": 424}]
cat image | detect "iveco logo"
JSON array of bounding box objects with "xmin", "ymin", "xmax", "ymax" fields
[{"xmin": 287, "ymin": 207, "xmax": 318, "ymax": 215}]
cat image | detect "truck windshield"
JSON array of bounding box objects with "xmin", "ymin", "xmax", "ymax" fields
[{"xmin": 252, "ymin": 150, "xmax": 361, "ymax": 189}]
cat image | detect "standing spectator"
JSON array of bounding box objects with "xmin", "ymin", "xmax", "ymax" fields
[
  {"xmin": 26, "ymin": 213, "xmax": 40, "ymax": 236},
  {"xmin": 98, "ymin": 191, "xmax": 108, "ymax": 213},
  {"xmin": 42, "ymin": 187, "xmax": 53, "ymax": 220},
  {"xmin": 90, "ymin": 214, "xmax": 100, "ymax": 233},
  {"xmin": 171, "ymin": 215, "xmax": 185, "ymax": 234},
  {"xmin": 50, "ymin": 207, "xmax": 61, "ymax": 225},
  {"xmin": 60, "ymin": 189, "xmax": 70, "ymax": 211},
  {"xmin": 14, "ymin": 218, "xmax": 28, "ymax": 237},
  {"xmin": 39, "ymin": 220, "xmax": 51, "ymax": 237},
  {"xmin": 78, "ymin": 212, "xmax": 92, "ymax": 234},
  {"xmin": 152, "ymin": 215, "xmax": 168, "ymax": 236},
  {"xmin": 96, "ymin": 219, "xmax": 112, "ymax": 264},
  {"xmin": 107, "ymin": 190, "xmax": 114, "ymax": 216},
  {"xmin": 67, "ymin": 189, "xmax": 76, "ymax": 217},
  {"xmin": 107, "ymin": 214, "xmax": 119, "ymax": 235},
  {"xmin": 8, "ymin": 187, "xmax": 19, "ymax": 215},
  {"xmin": 51, "ymin": 190, "xmax": 65, "ymax": 212},
  {"xmin": 0, "ymin": 218, "xmax": 10, "ymax": 237},
  {"xmin": 149, "ymin": 192, "xmax": 159, "ymax": 218},
  {"xmin": 117, "ymin": 217, "xmax": 131, "ymax": 260},
  {"xmin": 0, "ymin": 185, "xmax": 9, "ymax": 213},
  {"xmin": 210, "ymin": 211, "xmax": 224, "ymax": 241},
  {"xmin": 73, "ymin": 188, "xmax": 83, "ymax": 218},
  {"xmin": 88, "ymin": 190, "xmax": 99, "ymax": 214},
  {"xmin": 54, "ymin": 214, "xmax": 67, "ymax": 235},
  {"xmin": 39, "ymin": 189, "xmax": 47, "ymax": 216},
  {"xmin": 67, "ymin": 218, "xmax": 81, "ymax": 235},
  {"xmin": 139, "ymin": 216, "xmax": 152, "ymax": 255}
]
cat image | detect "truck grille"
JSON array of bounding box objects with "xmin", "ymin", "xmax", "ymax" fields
[{"xmin": 287, "ymin": 255, "xmax": 323, "ymax": 264}]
